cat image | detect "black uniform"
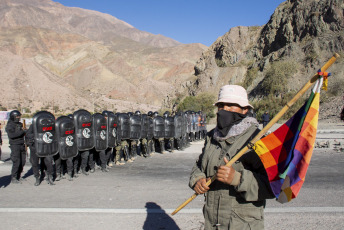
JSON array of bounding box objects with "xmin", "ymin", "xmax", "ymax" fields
[{"xmin": 6, "ymin": 118, "xmax": 26, "ymax": 183}]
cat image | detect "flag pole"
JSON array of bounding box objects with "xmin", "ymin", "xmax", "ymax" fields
[{"xmin": 171, "ymin": 53, "xmax": 340, "ymax": 216}]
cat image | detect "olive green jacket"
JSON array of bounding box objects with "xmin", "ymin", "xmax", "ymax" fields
[{"xmin": 189, "ymin": 124, "xmax": 274, "ymax": 230}]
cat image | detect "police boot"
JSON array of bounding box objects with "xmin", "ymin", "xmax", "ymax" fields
[
  {"xmin": 55, "ymin": 173, "xmax": 62, "ymax": 181},
  {"xmin": 124, "ymin": 146, "xmax": 133, "ymax": 162},
  {"xmin": 130, "ymin": 145, "xmax": 137, "ymax": 160},
  {"xmin": 150, "ymin": 141, "xmax": 155, "ymax": 155},
  {"xmin": 115, "ymin": 150, "xmax": 125, "ymax": 165},
  {"xmin": 74, "ymin": 166, "xmax": 80, "ymax": 175},
  {"xmin": 81, "ymin": 168, "xmax": 89, "ymax": 175},
  {"xmin": 101, "ymin": 167, "xmax": 109, "ymax": 172},
  {"xmin": 170, "ymin": 140, "xmax": 174, "ymax": 153},
  {"xmin": 67, "ymin": 172, "xmax": 73, "ymax": 181},
  {"xmin": 143, "ymin": 144, "xmax": 149, "ymax": 157},
  {"xmin": 46, "ymin": 175, "xmax": 55, "ymax": 186},
  {"xmin": 82, "ymin": 168, "xmax": 89, "ymax": 176},
  {"xmin": 160, "ymin": 141, "xmax": 166, "ymax": 154},
  {"xmin": 34, "ymin": 177, "xmax": 41, "ymax": 186},
  {"xmin": 11, "ymin": 177, "xmax": 21, "ymax": 184}
]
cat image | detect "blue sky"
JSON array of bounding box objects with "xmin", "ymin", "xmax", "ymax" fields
[{"xmin": 54, "ymin": 0, "xmax": 286, "ymax": 46}]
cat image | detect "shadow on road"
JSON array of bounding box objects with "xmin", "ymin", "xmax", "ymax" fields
[
  {"xmin": 143, "ymin": 202, "xmax": 180, "ymax": 230},
  {"xmin": 0, "ymin": 174, "xmax": 11, "ymax": 188}
]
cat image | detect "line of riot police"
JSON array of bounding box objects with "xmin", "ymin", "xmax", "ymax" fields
[{"xmin": 7, "ymin": 109, "xmax": 207, "ymax": 186}]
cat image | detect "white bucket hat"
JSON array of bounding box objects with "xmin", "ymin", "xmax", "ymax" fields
[{"xmin": 214, "ymin": 85, "xmax": 253, "ymax": 109}]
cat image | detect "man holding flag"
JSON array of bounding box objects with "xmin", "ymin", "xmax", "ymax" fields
[{"xmin": 189, "ymin": 85, "xmax": 275, "ymax": 230}]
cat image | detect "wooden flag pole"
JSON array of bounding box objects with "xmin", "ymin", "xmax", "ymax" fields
[{"xmin": 171, "ymin": 53, "xmax": 340, "ymax": 216}]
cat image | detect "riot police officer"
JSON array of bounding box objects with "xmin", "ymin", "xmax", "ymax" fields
[
  {"xmin": 26, "ymin": 124, "xmax": 55, "ymax": 185},
  {"xmin": 147, "ymin": 111, "xmax": 155, "ymax": 155},
  {"xmin": 114, "ymin": 113, "xmax": 131, "ymax": 164},
  {"xmin": 72, "ymin": 109, "xmax": 95, "ymax": 176},
  {"xmin": 163, "ymin": 111, "xmax": 175, "ymax": 153},
  {"xmin": 128, "ymin": 111, "xmax": 141, "ymax": 161},
  {"xmin": 55, "ymin": 115, "xmax": 78, "ymax": 181},
  {"xmin": 153, "ymin": 111, "xmax": 166, "ymax": 154},
  {"xmin": 6, "ymin": 110, "xmax": 26, "ymax": 184}
]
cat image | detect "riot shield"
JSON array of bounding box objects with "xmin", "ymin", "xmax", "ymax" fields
[
  {"xmin": 164, "ymin": 116, "xmax": 175, "ymax": 139},
  {"xmin": 32, "ymin": 111, "xmax": 58, "ymax": 157},
  {"xmin": 73, "ymin": 109, "xmax": 94, "ymax": 151},
  {"xmin": 153, "ymin": 116, "xmax": 165, "ymax": 139},
  {"xmin": 147, "ymin": 116, "xmax": 154, "ymax": 140},
  {"xmin": 181, "ymin": 113, "xmax": 187, "ymax": 137},
  {"xmin": 186, "ymin": 113, "xmax": 192, "ymax": 134},
  {"xmin": 55, "ymin": 116, "xmax": 78, "ymax": 160},
  {"xmin": 92, "ymin": 113, "xmax": 107, "ymax": 151},
  {"xmin": 117, "ymin": 113, "xmax": 130, "ymax": 142},
  {"xmin": 103, "ymin": 111, "xmax": 117, "ymax": 148},
  {"xmin": 174, "ymin": 115, "xmax": 182, "ymax": 139},
  {"xmin": 140, "ymin": 114, "xmax": 149, "ymax": 139},
  {"xmin": 130, "ymin": 114, "xmax": 142, "ymax": 140}
]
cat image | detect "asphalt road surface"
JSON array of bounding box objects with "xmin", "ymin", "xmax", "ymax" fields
[{"xmin": 0, "ymin": 125, "xmax": 343, "ymax": 230}]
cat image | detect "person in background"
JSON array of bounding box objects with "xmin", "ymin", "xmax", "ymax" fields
[
  {"xmin": 261, "ymin": 111, "xmax": 270, "ymax": 128},
  {"xmin": 189, "ymin": 85, "xmax": 274, "ymax": 230}
]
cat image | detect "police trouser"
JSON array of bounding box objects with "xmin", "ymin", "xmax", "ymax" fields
[
  {"xmin": 88, "ymin": 149, "xmax": 97, "ymax": 169},
  {"xmin": 30, "ymin": 146, "xmax": 53, "ymax": 178},
  {"xmin": 115, "ymin": 140, "xmax": 129, "ymax": 161},
  {"xmin": 104, "ymin": 148, "xmax": 112, "ymax": 165},
  {"xmin": 10, "ymin": 144, "xmax": 26, "ymax": 180},
  {"xmin": 148, "ymin": 139, "xmax": 155, "ymax": 153},
  {"xmin": 90, "ymin": 149, "xmax": 108, "ymax": 169},
  {"xmin": 54, "ymin": 154, "xmax": 73, "ymax": 175},
  {"xmin": 130, "ymin": 140, "xmax": 138, "ymax": 158},
  {"xmin": 74, "ymin": 150, "xmax": 90, "ymax": 171}
]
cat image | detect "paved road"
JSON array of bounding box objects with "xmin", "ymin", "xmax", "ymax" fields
[{"xmin": 0, "ymin": 125, "xmax": 344, "ymax": 229}]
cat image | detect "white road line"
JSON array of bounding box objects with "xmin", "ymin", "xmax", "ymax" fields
[{"xmin": 0, "ymin": 207, "xmax": 343, "ymax": 214}]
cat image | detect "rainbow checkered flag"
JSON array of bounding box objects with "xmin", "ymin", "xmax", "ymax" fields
[{"xmin": 254, "ymin": 77, "xmax": 323, "ymax": 203}]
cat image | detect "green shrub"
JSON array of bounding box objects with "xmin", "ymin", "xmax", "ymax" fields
[
  {"xmin": 177, "ymin": 92, "xmax": 216, "ymax": 120},
  {"xmin": 215, "ymin": 58, "xmax": 227, "ymax": 67},
  {"xmin": 252, "ymin": 91, "xmax": 307, "ymax": 123},
  {"xmin": 242, "ymin": 67, "xmax": 259, "ymax": 88},
  {"xmin": 261, "ymin": 60, "xmax": 298, "ymax": 96}
]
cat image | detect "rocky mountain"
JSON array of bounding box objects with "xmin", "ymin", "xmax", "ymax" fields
[
  {"xmin": 0, "ymin": 0, "xmax": 206, "ymax": 114},
  {"xmin": 189, "ymin": 0, "xmax": 344, "ymax": 120}
]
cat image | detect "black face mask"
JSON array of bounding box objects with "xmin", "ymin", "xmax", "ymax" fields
[{"xmin": 216, "ymin": 110, "xmax": 246, "ymax": 136}]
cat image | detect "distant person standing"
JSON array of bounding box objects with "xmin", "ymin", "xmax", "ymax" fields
[
  {"xmin": 0, "ymin": 123, "xmax": 3, "ymax": 163},
  {"xmin": 341, "ymin": 107, "xmax": 344, "ymax": 121},
  {"xmin": 261, "ymin": 111, "xmax": 270, "ymax": 128},
  {"xmin": 5, "ymin": 110, "xmax": 27, "ymax": 184}
]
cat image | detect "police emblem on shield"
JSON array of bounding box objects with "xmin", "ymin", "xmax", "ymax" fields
[
  {"xmin": 82, "ymin": 128, "xmax": 91, "ymax": 138},
  {"xmin": 43, "ymin": 132, "xmax": 53, "ymax": 143},
  {"xmin": 65, "ymin": 135, "xmax": 74, "ymax": 146},
  {"xmin": 100, "ymin": 130, "xmax": 106, "ymax": 140}
]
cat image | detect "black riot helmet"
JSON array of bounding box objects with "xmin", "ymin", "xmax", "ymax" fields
[
  {"xmin": 147, "ymin": 111, "xmax": 153, "ymax": 117},
  {"xmin": 9, "ymin": 110, "xmax": 21, "ymax": 123},
  {"xmin": 163, "ymin": 111, "xmax": 170, "ymax": 118},
  {"xmin": 153, "ymin": 111, "xmax": 159, "ymax": 117},
  {"xmin": 67, "ymin": 114, "xmax": 73, "ymax": 119},
  {"xmin": 135, "ymin": 110, "xmax": 141, "ymax": 115},
  {"xmin": 102, "ymin": 110, "xmax": 110, "ymax": 117},
  {"xmin": 127, "ymin": 112, "xmax": 133, "ymax": 117}
]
